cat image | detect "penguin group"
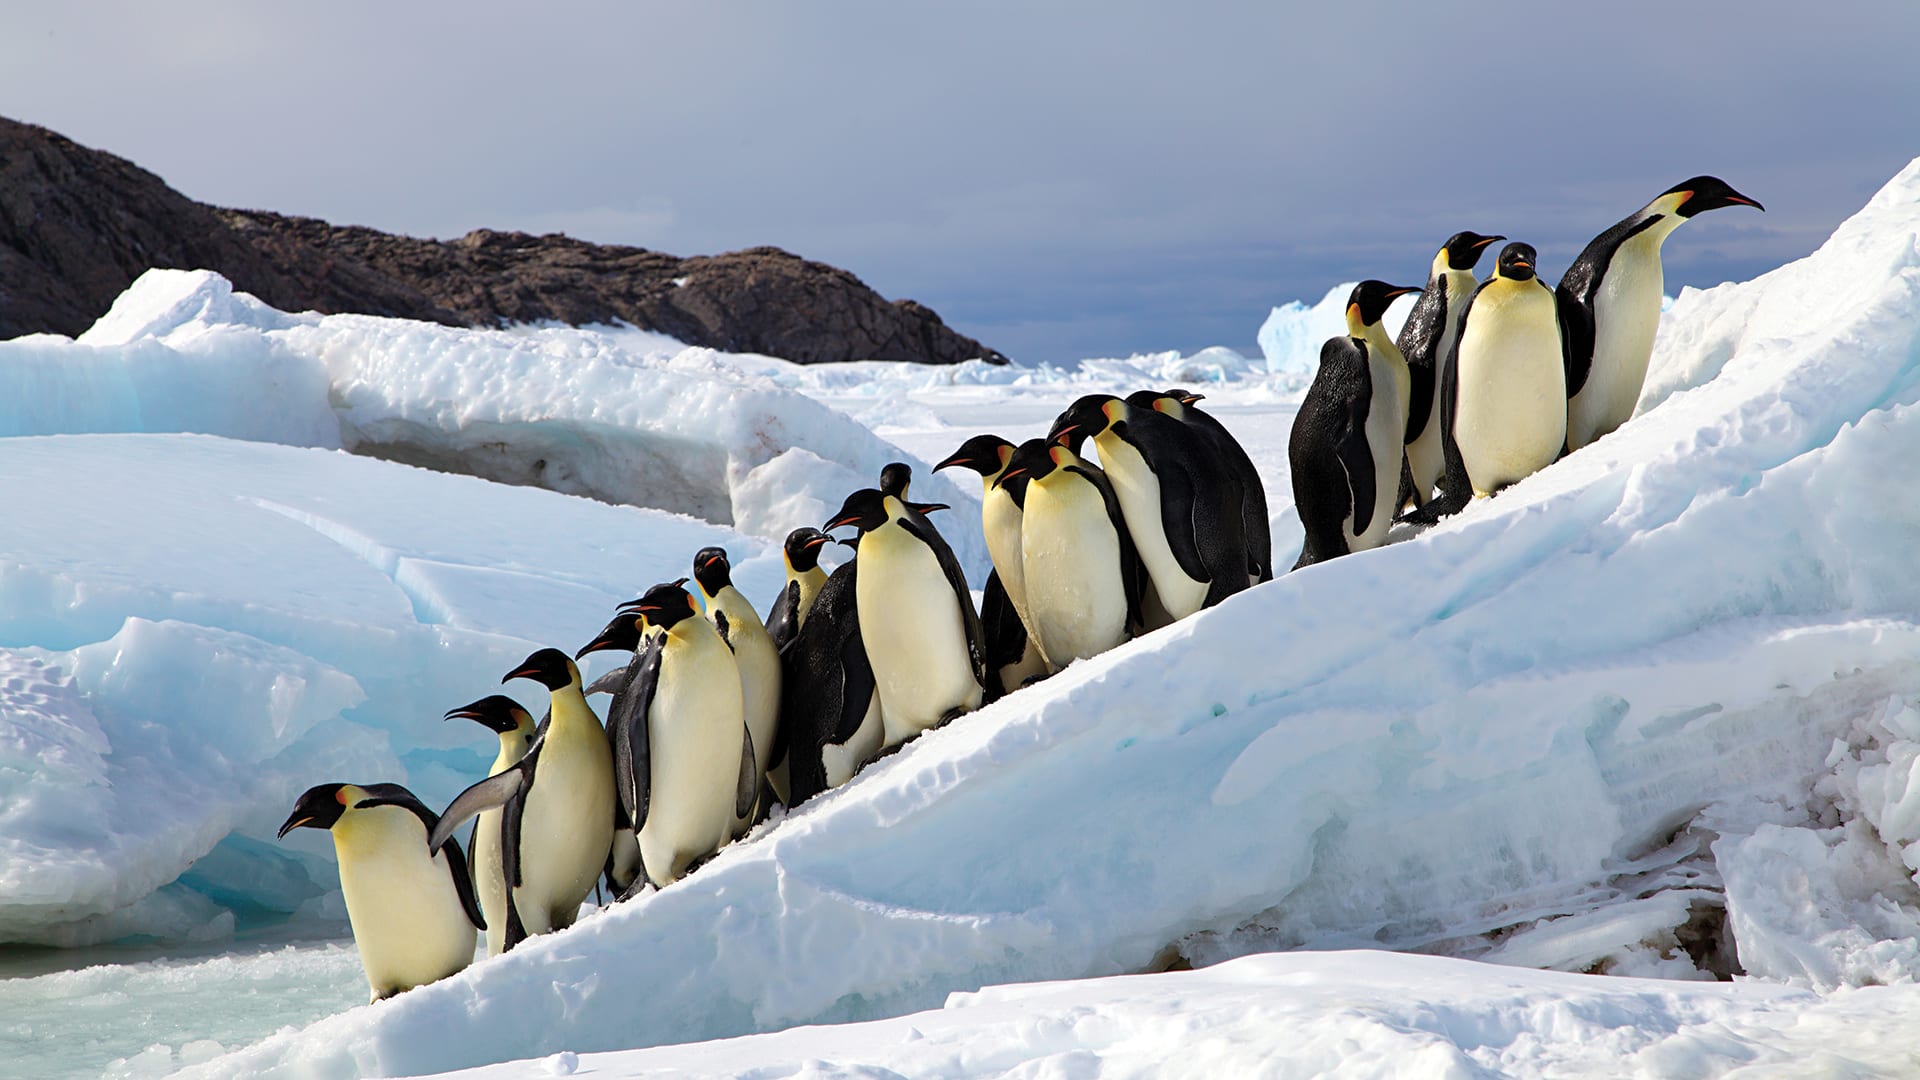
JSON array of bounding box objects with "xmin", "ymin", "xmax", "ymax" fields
[
  {"xmin": 277, "ymin": 174, "xmax": 1754, "ymax": 1003},
  {"xmin": 1291, "ymin": 177, "xmax": 1761, "ymax": 566}
]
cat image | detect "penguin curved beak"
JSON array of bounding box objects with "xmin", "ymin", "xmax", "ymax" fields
[
  {"xmin": 501, "ymin": 661, "xmax": 540, "ymax": 684},
  {"xmin": 932, "ymin": 452, "xmax": 970, "ymax": 472},
  {"xmin": 1390, "ymin": 286, "xmax": 1424, "ymax": 299},
  {"xmin": 837, "ymin": 537, "xmax": 860, "ymax": 549},
  {"xmin": 1180, "ymin": 393, "xmax": 1205, "ymax": 404},
  {"xmin": 575, "ymin": 628, "xmax": 624, "ymax": 659},
  {"xmin": 907, "ymin": 501, "xmax": 950, "ymax": 515},
  {"xmin": 1726, "ymin": 194, "xmax": 1764, "ymax": 211},
  {"xmin": 823, "ymin": 513, "xmax": 861, "ymax": 531},
  {"xmin": 1476, "ymin": 235, "xmax": 1505, "ymax": 250},
  {"xmin": 1000, "ymin": 467, "xmax": 1028, "ymax": 482},
  {"xmin": 803, "ymin": 532, "xmax": 833, "ymax": 550},
  {"xmin": 1051, "ymin": 425, "xmax": 1077, "ymax": 446},
  {"xmin": 276, "ymin": 814, "xmax": 314, "ymax": 839}
]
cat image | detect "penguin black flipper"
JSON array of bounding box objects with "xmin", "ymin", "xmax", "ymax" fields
[
  {"xmin": 1336, "ymin": 387, "xmax": 1378, "ymax": 539},
  {"xmin": 353, "ymin": 784, "xmax": 487, "ymax": 932},
  {"xmin": 1289, "ymin": 335, "xmax": 1375, "ymax": 568},
  {"xmin": 713, "ymin": 610, "xmax": 733, "ymax": 652},
  {"xmin": 426, "ymin": 751, "xmax": 535, "ymax": 855},
  {"xmin": 834, "ymin": 623, "xmax": 877, "ymax": 746},
  {"xmin": 979, "ymin": 570, "xmax": 1024, "ymax": 700},
  {"xmin": 1558, "ymin": 215, "xmax": 1664, "ymax": 401},
  {"xmin": 765, "ymin": 580, "xmax": 800, "ymax": 653},
  {"xmin": 1068, "ymin": 462, "xmax": 1147, "ymax": 628},
  {"xmin": 613, "ymin": 635, "xmax": 662, "ymax": 835},
  {"xmin": 897, "ymin": 514, "xmax": 986, "ymax": 685},
  {"xmin": 583, "ymin": 667, "xmax": 629, "ymax": 698},
  {"xmin": 1191, "ymin": 462, "xmax": 1250, "ymax": 608},
  {"xmin": 735, "ymin": 723, "xmax": 758, "ymax": 820},
  {"xmin": 1405, "ymin": 286, "xmax": 1481, "ymax": 525}
]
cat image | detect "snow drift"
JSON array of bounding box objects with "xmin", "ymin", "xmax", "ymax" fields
[{"xmin": 180, "ymin": 160, "xmax": 1920, "ymax": 1079}]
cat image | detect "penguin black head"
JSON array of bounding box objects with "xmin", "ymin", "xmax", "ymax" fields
[
  {"xmin": 1000, "ymin": 438, "xmax": 1057, "ymax": 487},
  {"xmin": 445, "ymin": 694, "xmax": 534, "ymax": 735},
  {"xmin": 692, "ymin": 546, "xmax": 734, "ymax": 597},
  {"xmin": 1167, "ymin": 387, "xmax": 1204, "ymax": 405},
  {"xmin": 824, "ymin": 488, "xmax": 889, "ymax": 534},
  {"xmin": 576, "ymin": 613, "xmax": 644, "ymax": 660},
  {"xmin": 783, "ymin": 527, "xmax": 833, "ymax": 572},
  {"xmin": 278, "ymin": 783, "xmax": 352, "ymax": 838},
  {"xmin": 1494, "ymin": 243, "xmax": 1539, "ymax": 282},
  {"xmin": 933, "ymin": 434, "xmax": 1015, "ymax": 478},
  {"xmin": 622, "ymin": 580, "xmax": 700, "ymax": 631},
  {"xmin": 1661, "ymin": 176, "xmax": 1764, "ymax": 218},
  {"xmin": 503, "ymin": 647, "xmax": 578, "ymax": 692},
  {"xmin": 1346, "ymin": 280, "xmax": 1422, "ymax": 329},
  {"xmin": 1124, "ymin": 389, "xmax": 1169, "ymax": 413},
  {"xmin": 1442, "ymin": 232, "xmax": 1505, "ymax": 271},
  {"xmin": 1049, "ymin": 394, "xmax": 1121, "ymax": 451},
  {"xmin": 877, "ymin": 462, "xmax": 949, "ymax": 516}
]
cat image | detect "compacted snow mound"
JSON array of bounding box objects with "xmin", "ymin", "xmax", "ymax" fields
[
  {"xmin": 0, "ymin": 270, "xmax": 987, "ymax": 574},
  {"xmin": 185, "ymin": 159, "xmax": 1920, "ymax": 1079}
]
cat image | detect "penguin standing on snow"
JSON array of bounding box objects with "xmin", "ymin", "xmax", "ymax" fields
[
  {"xmin": 1561, "ymin": 177, "xmax": 1763, "ymax": 451},
  {"xmin": 1424, "ymin": 242, "xmax": 1566, "ymax": 514},
  {"xmin": 780, "ymin": 558, "xmax": 884, "ymax": 805},
  {"xmin": 693, "ymin": 546, "xmax": 784, "ymax": 822},
  {"xmin": 279, "ymin": 782, "xmax": 483, "ymax": 1001},
  {"xmin": 1288, "ymin": 280, "xmax": 1423, "ymax": 568},
  {"xmin": 443, "ymin": 695, "xmax": 537, "ymax": 957},
  {"xmin": 1006, "ymin": 439, "xmax": 1143, "ymax": 664},
  {"xmin": 825, "ymin": 486, "xmax": 984, "ymax": 747},
  {"xmin": 428, "ymin": 648, "xmax": 614, "ymax": 947},
  {"xmin": 576, "ymin": 617, "xmax": 649, "ymax": 897},
  {"xmin": 765, "ymin": 527, "xmax": 833, "ymax": 654},
  {"xmin": 1128, "ymin": 389, "xmax": 1272, "ymax": 585},
  {"xmin": 1397, "ymin": 231, "xmax": 1503, "ymax": 507},
  {"xmin": 936, "ymin": 433, "xmax": 1051, "ymax": 689},
  {"xmin": 1047, "ymin": 394, "xmax": 1248, "ymax": 622}
]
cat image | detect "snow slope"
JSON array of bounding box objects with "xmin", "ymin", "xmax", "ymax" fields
[{"xmin": 178, "ymin": 159, "xmax": 1920, "ymax": 1078}]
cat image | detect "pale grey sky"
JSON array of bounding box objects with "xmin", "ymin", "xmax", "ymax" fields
[{"xmin": 4, "ymin": 1, "xmax": 1914, "ymax": 362}]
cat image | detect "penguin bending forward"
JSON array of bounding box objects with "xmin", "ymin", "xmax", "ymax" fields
[
  {"xmin": 1007, "ymin": 438, "xmax": 1143, "ymax": 664},
  {"xmin": 1288, "ymin": 280, "xmax": 1422, "ymax": 568},
  {"xmin": 280, "ymin": 782, "xmax": 483, "ymax": 1001},
  {"xmin": 825, "ymin": 486, "xmax": 984, "ymax": 747},
  {"xmin": 1397, "ymin": 231, "xmax": 1502, "ymax": 507},
  {"xmin": 1048, "ymin": 394, "xmax": 1248, "ymax": 621},
  {"xmin": 443, "ymin": 695, "xmax": 537, "ymax": 957},
  {"xmin": 428, "ymin": 649, "xmax": 614, "ymax": 947},
  {"xmin": 1127, "ymin": 389, "xmax": 1272, "ymax": 584},
  {"xmin": 1561, "ymin": 177, "xmax": 1762, "ymax": 452}
]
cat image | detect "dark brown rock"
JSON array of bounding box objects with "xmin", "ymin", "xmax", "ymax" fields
[{"xmin": 0, "ymin": 116, "xmax": 1007, "ymax": 365}]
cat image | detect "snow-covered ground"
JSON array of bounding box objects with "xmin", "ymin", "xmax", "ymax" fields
[{"xmin": 6, "ymin": 160, "xmax": 1920, "ymax": 1078}]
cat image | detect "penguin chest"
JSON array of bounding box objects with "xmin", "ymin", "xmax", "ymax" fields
[
  {"xmin": 473, "ymin": 806, "xmax": 509, "ymax": 956},
  {"xmin": 794, "ymin": 567, "xmax": 828, "ymax": 631},
  {"xmin": 981, "ymin": 488, "xmax": 1031, "ymax": 627},
  {"xmin": 1095, "ymin": 432, "xmax": 1207, "ymax": 620},
  {"xmin": 517, "ymin": 705, "xmax": 615, "ymax": 917},
  {"xmin": 1345, "ymin": 348, "xmax": 1410, "ymax": 552},
  {"xmin": 642, "ymin": 634, "xmax": 746, "ymax": 878},
  {"xmin": 1454, "ymin": 284, "xmax": 1567, "ymax": 494},
  {"xmin": 856, "ymin": 521, "xmax": 980, "ymax": 743},
  {"xmin": 1022, "ymin": 476, "xmax": 1129, "ymax": 663},
  {"xmin": 333, "ymin": 809, "xmax": 474, "ymax": 998},
  {"xmin": 1571, "ymin": 232, "xmax": 1667, "ymax": 448}
]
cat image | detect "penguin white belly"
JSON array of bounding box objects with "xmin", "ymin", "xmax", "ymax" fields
[
  {"xmin": 982, "ymin": 489, "xmax": 1042, "ymax": 653},
  {"xmin": 1093, "ymin": 433, "xmax": 1207, "ymax": 621},
  {"xmin": 333, "ymin": 808, "xmax": 474, "ymax": 1000},
  {"xmin": 1344, "ymin": 349, "xmax": 1409, "ymax": 553},
  {"xmin": 822, "ymin": 689, "xmax": 884, "ymax": 788},
  {"xmin": 639, "ymin": 634, "xmax": 745, "ymax": 885},
  {"xmin": 713, "ymin": 590, "xmax": 780, "ymax": 831},
  {"xmin": 1568, "ymin": 233, "xmax": 1666, "ymax": 451},
  {"xmin": 473, "ymin": 806, "xmax": 510, "ymax": 957},
  {"xmin": 1454, "ymin": 286, "xmax": 1567, "ymax": 495},
  {"xmin": 1022, "ymin": 478, "xmax": 1129, "ymax": 663},
  {"xmin": 513, "ymin": 713, "xmax": 614, "ymax": 931},
  {"xmin": 857, "ymin": 521, "xmax": 982, "ymax": 745}
]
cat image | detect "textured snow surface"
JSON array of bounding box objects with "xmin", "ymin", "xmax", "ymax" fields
[{"xmin": 156, "ymin": 158, "xmax": 1920, "ymax": 1078}]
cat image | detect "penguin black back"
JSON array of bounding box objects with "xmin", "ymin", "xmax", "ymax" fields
[{"xmin": 779, "ymin": 560, "xmax": 875, "ymax": 806}]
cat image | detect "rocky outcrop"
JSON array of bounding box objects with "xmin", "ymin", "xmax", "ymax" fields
[{"xmin": 0, "ymin": 117, "xmax": 1006, "ymax": 365}]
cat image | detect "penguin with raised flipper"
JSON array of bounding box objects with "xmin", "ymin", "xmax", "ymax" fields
[
  {"xmin": 1397, "ymin": 231, "xmax": 1503, "ymax": 507},
  {"xmin": 1561, "ymin": 177, "xmax": 1763, "ymax": 451},
  {"xmin": 279, "ymin": 782, "xmax": 483, "ymax": 1001},
  {"xmin": 427, "ymin": 648, "xmax": 613, "ymax": 947},
  {"xmin": 693, "ymin": 546, "xmax": 784, "ymax": 823},
  {"xmin": 1006, "ymin": 438, "xmax": 1143, "ymax": 664},
  {"xmin": 825, "ymin": 486, "xmax": 984, "ymax": 747},
  {"xmin": 765, "ymin": 527, "xmax": 833, "ymax": 655},
  {"xmin": 1128, "ymin": 389, "xmax": 1271, "ymax": 585},
  {"xmin": 443, "ymin": 695, "xmax": 537, "ymax": 957},
  {"xmin": 780, "ymin": 558, "xmax": 884, "ymax": 806},
  {"xmin": 1047, "ymin": 395, "xmax": 1247, "ymax": 622},
  {"xmin": 597, "ymin": 581, "xmax": 756, "ymax": 890},
  {"xmin": 1289, "ymin": 280, "xmax": 1423, "ymax": 568}
]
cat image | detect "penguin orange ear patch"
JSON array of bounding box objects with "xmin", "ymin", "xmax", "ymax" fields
[{"xmin": 335, "ymin": 787, "xmax": 351, "ymax": 806}]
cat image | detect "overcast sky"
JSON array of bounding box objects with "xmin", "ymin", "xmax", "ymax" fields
[{"xmin": 4, "ymin": 1, "xmax": 1916, "ymax": 363}]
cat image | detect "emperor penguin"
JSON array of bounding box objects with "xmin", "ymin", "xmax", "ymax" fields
[
  {"xmin": 693, "ymin": 546, "xmax": 784, "ymax": 822},
  {"xmin": 780, "ymin": 558, "xmax": 884, "ymax": 806},
  {"xmin": 1047, "ymin": 395, "xmax": 1247, "ymax": 622},
  {"xmin": 574, "ymin": 617, "xmax": 649, "ymax": 898},
  {"xmin": 600, "ymin": 581, "xmax": 757, "ymax": 890},
  {"xmin": 1561, "ymin": 176, "xmax": 1763, "ymax": 451},
  {"xmin": 1288, "ymin": 280, "xmax": 1423, "ymax": 568},
  {"xmin": 878, "ymin": 461, "xmax": 952, "ymax": 519},
  {"xmin": 765, "ymin": 527, "xmax": 833, "ymax": 654},
  {"xmin": 428, "ymin": 648, "xmax": 614, "ymax": 947},
  {"xmin": 279, "ymin": 782, "xmax": 483, "ymax": 1001},
  {"xmin": 1127, "ymin": 390, "xmax": 1272, "ymax": 584},
  {"xmin": 935, "ymin": 433, "xmax": 1052, "ymax": 685},
  {"xmin": 444, "ymin": 695, "xmax": 537, "ymax": 957},
  {"xmin": 1006, "ymin": 439, "xmax": 1143, "ymax": 664},
  {"xmin": 825, "ymin": 486, "xmax": 985, "ymax": 747},
  {"xmin": 1397, "ymin": 231, "xmax": 1503, "ymax": 506},
  {"xmin": 1428, "ymin": 242, "xmax": 1567, "ymax": 511}
]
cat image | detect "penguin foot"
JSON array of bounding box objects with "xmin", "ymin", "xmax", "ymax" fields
[
  {"xmin": 1018, "ymin": 673, "xmax": 1051, "ymax": 689},
  {"xmin": 936, "ymin": 707, "xmax": 966, "ymax": 728}
]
